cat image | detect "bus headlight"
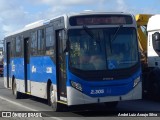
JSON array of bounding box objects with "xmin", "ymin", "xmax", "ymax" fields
[
  {"xmin": 133, "ymin": 77, "xmax": 141, "ymax": 87},
  {"xmin": 71, "ymin": 81, "xmax": 82, "ymax": 91}
]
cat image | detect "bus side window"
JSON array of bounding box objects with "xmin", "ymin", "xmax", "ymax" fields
[
  {"xmin": 38, "ymin": 29, "xmax": 45, "ymax": 55},
  {"xmin": 31, "ymin": 31, "xmax": 37, "ymax": 56},
  {"xmin": 45, "ymin": 27, "xmax": 55, "ymax": 56},
  {"xmin": 15, "ymin": 36, "xmax": 22, "ymax": 57},
  {"xmin": 11, "ymin": 38, "xmax": 15, "ymax": 57}
]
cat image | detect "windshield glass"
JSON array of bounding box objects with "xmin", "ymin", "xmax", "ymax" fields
[{"xmin": 68, "ymin": 27, "xmax": 138, "ymax": 71}]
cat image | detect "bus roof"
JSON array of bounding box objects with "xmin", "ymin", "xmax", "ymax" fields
[
  {"xmin": 5, "ymin": 14, "xmax": 66, "ymax": 38},
  {"xmin": 5, "ymin": 12, "xmax": 133, "ymax": 38},
  {"xmin": 67, "ymin": 11, "xmax": 132, "ymax": 18}
]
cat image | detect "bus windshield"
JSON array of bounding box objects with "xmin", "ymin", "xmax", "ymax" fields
[{"xmin": 68, "ymin": 27, "xmax": 138, "ymax": 71}]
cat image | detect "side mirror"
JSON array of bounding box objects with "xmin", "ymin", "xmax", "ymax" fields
[
  {"xmin": 153, "ymin": 32, "xmax": 160, "ymax": 51},
  {"xmin": 153, "ymin": 32, "xmax": 160, "ymax": 41}
]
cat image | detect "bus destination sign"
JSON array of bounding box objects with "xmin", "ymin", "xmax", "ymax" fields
[{"xmin": 69, "ymin": 15, "xmax": 133, "ymax": 26}]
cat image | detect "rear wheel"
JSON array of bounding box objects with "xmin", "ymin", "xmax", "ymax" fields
[{"xmin": 12, "ymin": 80, "xmax": 21, "ymax": 99}]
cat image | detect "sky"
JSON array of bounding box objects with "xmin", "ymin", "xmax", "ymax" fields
[{"xmin": 0, "ymin": 0, "xmax": 160, "ymax": 45}]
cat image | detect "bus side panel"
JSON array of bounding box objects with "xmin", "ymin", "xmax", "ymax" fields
[
  {"xmin": 27, "ymin": 64, "xmax": 31, "ymax": 93},
  {"xmin": 10, "ymin": 58, "xmax": 25, "ymax": 93},
  {"xmin": 29, "ymin": 56, "xmax": 56, "ymax": 99},
  {"xmin": 3, "ymin": 65, "xmax": 11, "ymax": 88},
  {"xmin": 4, "ymin": 61, "xmax": 12, "ymax": 89},
  {"xmin": 3, "ymin": 40, "xmax": 7, "ymax": 88},
  {"xmin": 4, "ymin": 59, "xmax": 7, "ymax": 88}
]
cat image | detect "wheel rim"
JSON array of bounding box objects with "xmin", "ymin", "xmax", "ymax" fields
[
  {"xmin": 13, "ymin": 82, "xmax": 17, "ymax": 96},
  {"xmin": 50, "ymin": 85, "xmax": 57, "ymax": 109}
]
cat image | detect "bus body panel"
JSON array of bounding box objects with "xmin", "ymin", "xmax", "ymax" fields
[
  {"xmin": 4, "ymin": 56, "xmax": 57, "ymax": 99},
  {"xmin": 29, "ymin": 56, "xmax": 56, "ymax": 83},
  {"xmin": 67, "ymin": 69, "xmax": 141, "ymax": 97},
  {"xmin": 67, "ymin": 81, "xmax": 142, "ymax": 105}
]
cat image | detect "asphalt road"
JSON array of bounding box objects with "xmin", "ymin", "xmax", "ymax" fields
[{"xmin": 0, "ymin": 77, "xmax": 160, "ymax": 120}]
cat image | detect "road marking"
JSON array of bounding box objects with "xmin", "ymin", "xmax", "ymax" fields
[{"xmin": 0, "ymin": 95, "xmax": 63, "ymax": 120}]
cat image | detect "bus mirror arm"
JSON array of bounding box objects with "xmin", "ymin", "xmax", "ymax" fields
[
  {"xmin": 63, "ymin": 29, "xmax": 69, "ymax": 53},
  {"xmin": 63, "ymin": 40, "xmax": 69, "ymax": 53}
]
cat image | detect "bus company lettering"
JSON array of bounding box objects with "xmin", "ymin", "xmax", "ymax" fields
[
  {"xmin": 12, "ymin": 65, "xmax": 15, "ymax": 72},
  {"xmin": 46, "ymin": 67, "xmax": 52, "ymax": 73},
  {"xmin": 31, "ymin": 66, "xmax": 36, "ymax": 73},
  {"xmin": 11, "ymin": 61, "xmax": 15, "ymax": 72}
]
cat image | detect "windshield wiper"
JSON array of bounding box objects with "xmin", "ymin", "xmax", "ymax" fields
[
  {"xmin": 111, "ymin": 25, "xmax": 123, "ymax": 42},
  {"xmin": 83, "ymin": 26, "xmax": 102, "ymax": 51},
  {"xmin": 97, "ymin": 31, "xmax": 102, "ymax": 51},
  {"xmin": 83, "ymin": 25, "xmax": 94, "ymax": 39},
  {"xmin": 109, "ymin": 25, "xmax": 123, "ymax": 53}
]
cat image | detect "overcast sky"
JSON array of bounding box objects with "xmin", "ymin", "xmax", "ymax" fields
[{"xmin": 0, "ymin": 0, "xmax": 159, "ymax": 44}]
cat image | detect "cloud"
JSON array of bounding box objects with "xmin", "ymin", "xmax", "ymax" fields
[
  {"xmin": 0, "ymin": 0, "xmax": 159, "ymax": 44},
  {"xmin": 0, "ymin": 1, "xmax": 31, "ymax": 40},
  {"xmin": 0, "ymin": 0, "xmax": 44, "ymax": 41},
  {"xmin": 31, "ymin": 0, "xmax": 93, "ymax": 6},
  {"xmin": 116, "ymin": 0, "xmax": 127, "ymax": 11},
  {"xmin": 0, "ymin": 0, "xmax": 111, "ymax": 41},
  {"xmin": 115, "ymin": 0, "xmax": 159, "ymax": 14}
]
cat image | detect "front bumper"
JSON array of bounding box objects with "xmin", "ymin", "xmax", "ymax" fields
[{"xmin": 67, "ymin": 82, "xmax": 142, "ymax": 106}]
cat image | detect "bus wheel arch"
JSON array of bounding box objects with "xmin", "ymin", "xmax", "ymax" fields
[
  {"xmin": 12, "ymin": 76, "xmax": 21, "ymax": 99},
  {"xmin": 47, "ymin": 79, "xmax": 61, "ymax": 111}
]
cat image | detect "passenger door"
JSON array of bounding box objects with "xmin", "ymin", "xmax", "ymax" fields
[
  {"xmin": 23, "ymin": 38, "xmax": 31, "ymax": 93},
  {"xmin": 6, "ymin": 42, "xmax": 11, "ymax": 88},
  {"xmin": 56, "ymin": 30, "xmax": 67, "ymax": 101}
]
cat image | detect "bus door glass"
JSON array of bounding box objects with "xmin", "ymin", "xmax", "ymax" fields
[
  {"xmin": 56, "ymin": 29, "xmax": 67, "ymax": 100},
  {"xmin": 6, "ymin": 42, "xmax": 11, "ymax": 88},
  {"xmin": 24, "ymin": 38, "xmax": 30, "ymax": 93}
]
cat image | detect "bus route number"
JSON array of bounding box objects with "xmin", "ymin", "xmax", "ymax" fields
[{"xmin": 90, "ymin": 89, "xmax": 104, "ymax": 94}]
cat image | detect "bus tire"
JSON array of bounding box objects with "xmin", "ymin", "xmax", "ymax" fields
[
  {"xmin": 49, "ymin": 84, "xmax": 61, "ymax": 111},
  {"xmin": 12, "ymin": 80, "xmax": 21, "ymax": 99}
]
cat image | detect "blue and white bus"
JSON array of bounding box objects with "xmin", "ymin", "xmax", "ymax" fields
[{"xmin": 4, "ymin": 12, "xmax": 142, "ymax": 111}]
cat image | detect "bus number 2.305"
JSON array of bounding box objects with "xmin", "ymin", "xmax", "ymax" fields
[{"xmin": 90, "ymin": 89, "xmax": 104, "ymax": 94}]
